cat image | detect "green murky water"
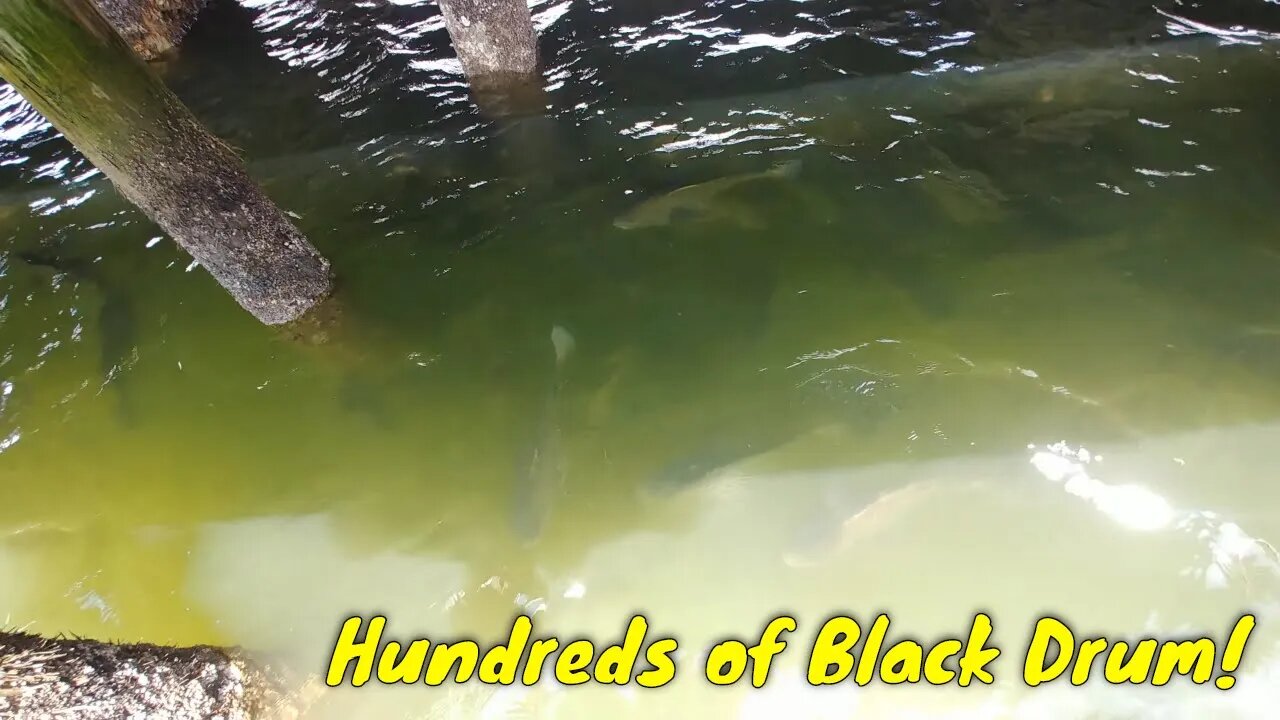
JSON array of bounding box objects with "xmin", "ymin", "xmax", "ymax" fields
[{"xmin": 3, "ymin": 16, "xmax": 1280, "ymax": 719}]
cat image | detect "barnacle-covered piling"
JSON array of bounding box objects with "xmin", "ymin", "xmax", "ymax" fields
[{"xmin": 0, "ymin": 631, "xmax": 318, "ymax": 719}]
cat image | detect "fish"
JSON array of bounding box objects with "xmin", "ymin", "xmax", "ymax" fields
[
  {"xmin": 919, "ymin": 145, "xmax": 1008, "ymax": 226},
  {"xmin": 511, "ymin": 325, "xmax": 576, "ymax": 542},
  {"xmin": 644, "ymin": 429, "xmax": 797, "ymax": 499},
  {"xmin": 337, "ymin": 373, "xmax": 396, "ymax": 429},
  {"xmin": 781, "ymin": 480, "xmax": 935, "ymax": 569},
  {"xmin": 1013, "ymin": 108, "xmax": 1130, "ymax": 145},
  {"xmin": 641, "ymin": 411, "xmax": 870, "ymax": 500},
  {"xmin": 17, "ymin": 250, "xmax": 139, "ymax": 425},
  {"xmin": 613, "ymin": 159, "xmax": 802, "ymax": 230}
]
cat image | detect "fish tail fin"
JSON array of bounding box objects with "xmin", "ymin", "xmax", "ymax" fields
[
  {"xmin": 551, "ymin": 325, "xmax": 576, "ymax": 367},
  {"xmin": 112, "ymin": 383, "xmax": 140, "ymax": 428},
  {"xmin": 769, "ymin": 158, "xmax": 803, "ymax": 179},
  {"xmin": 17, "ymin": 250, "xmax": 91, "ymax": 278}
]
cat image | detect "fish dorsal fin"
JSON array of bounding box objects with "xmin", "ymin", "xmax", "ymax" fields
[{"xmin": 768, "ymin": 158, "xmax": 803, "ymax": 179}]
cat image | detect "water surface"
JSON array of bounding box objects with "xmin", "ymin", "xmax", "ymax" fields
[{"xmin": 2, "ymin": 1, "xmax": 1280, "ymax": 718}]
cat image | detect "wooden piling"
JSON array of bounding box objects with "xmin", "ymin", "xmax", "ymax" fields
[
  {"xmin": 0, "ymin": 0, "xmax": 334, "ymax": 326},
  {"xmin": 437, "ymin": 0, "xmax": 545, "ymax": 117},
  {"xmin": 94, "ymin": 0, "xmax": 210, "ymax": 59}
]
